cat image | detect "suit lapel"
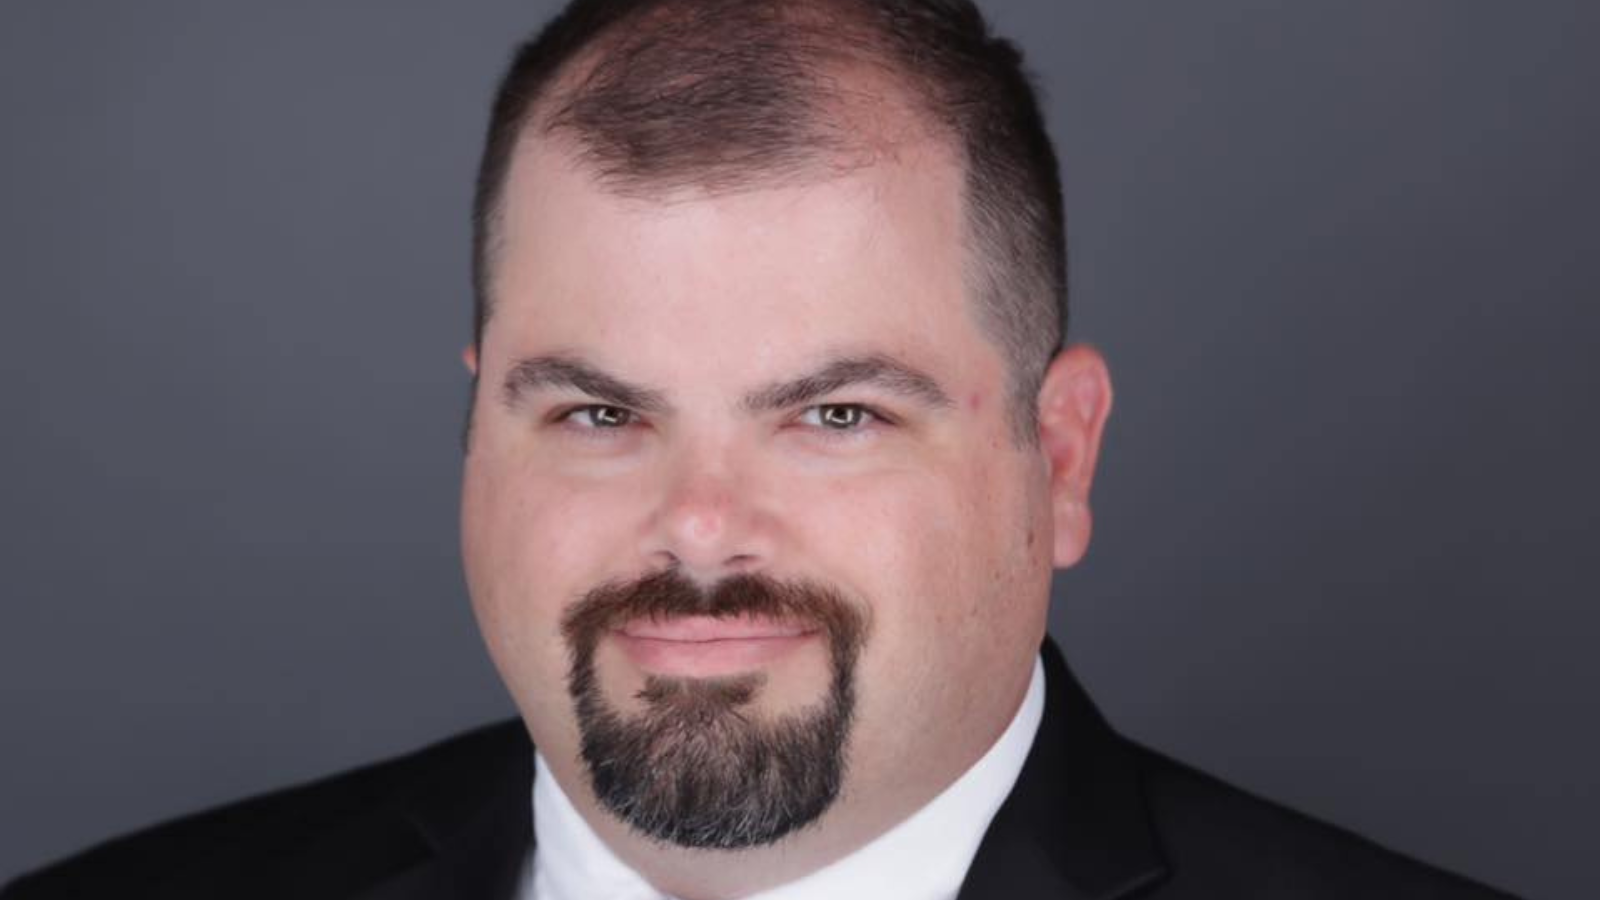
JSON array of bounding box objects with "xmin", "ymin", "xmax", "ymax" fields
[
  {"xmin": 378, "ymin": 722, "xmax": 536, "ymax": 900},
  {"xmin": 957, "ymin": 640, "xmax": 1169, "ymax": 900}
]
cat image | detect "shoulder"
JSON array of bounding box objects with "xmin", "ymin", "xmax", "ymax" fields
[
  {"xmin": 1126, "ymin": 744, "xmax": 1518, "ymax": 898},
  {"xmin": 2, "ymin": 719, "xmax": 529, "ymax": 899}
]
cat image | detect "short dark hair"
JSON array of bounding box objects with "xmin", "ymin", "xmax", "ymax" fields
[{"xmin": 471, "ymin": 0, "xmax": 1065, "ymax": 442}]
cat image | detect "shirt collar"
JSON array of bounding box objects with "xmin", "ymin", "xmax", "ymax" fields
[{"xmin": 524, "ymin": 655, "xmax": 1046, "ymax": 900}]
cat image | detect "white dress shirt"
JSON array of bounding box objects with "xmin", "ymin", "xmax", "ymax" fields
[{"xmin": 520, "ymin": 655, "xmax": 1046, "ymax": 900}]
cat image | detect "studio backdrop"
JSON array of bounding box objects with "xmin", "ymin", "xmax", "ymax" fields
[{"xmin": 2, "ymin": 3, "xmax": 1595, "ymax": 898}]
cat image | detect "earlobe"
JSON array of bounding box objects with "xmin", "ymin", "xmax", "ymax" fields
[
  {"xmin": 462, "ymin": 344, "xmax": 479, "ymax": 376},
  {"xmin": 1035, "ymin": 345, "xmax": 1114, "ymax": 569}
]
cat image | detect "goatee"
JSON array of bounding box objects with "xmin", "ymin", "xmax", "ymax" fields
[{"xmin": 560, "ymin": 568, "xmax": 868, "ymax": 849}]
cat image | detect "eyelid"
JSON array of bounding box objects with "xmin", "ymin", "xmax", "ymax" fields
[
  {"xmin": 546, "ymin": 401, "xmax": 895, "ymax": 439},
  {"xmin": 550, "ymin": 403, "xmax": 640, "ymax": 432},
  {"xmin": 794, "ymin": 402, "xmax": 895, "ymax": 432}
]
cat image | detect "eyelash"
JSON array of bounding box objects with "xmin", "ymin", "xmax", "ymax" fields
[
  {"xmin": 555, "ymin": 405, "xmax": 638, "ymax": 432},
  {"xmin": 794, "ymin": 404, "xmax": 888, "ymax": 437},
  {"xmin": 550, "ymin": 403, "xmax": 890, "ymax": 439}
]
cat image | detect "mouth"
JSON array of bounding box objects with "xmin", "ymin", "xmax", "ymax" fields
[{"xmin": 612, "ymin": 615, "xmax": 820, "ymax": 678}]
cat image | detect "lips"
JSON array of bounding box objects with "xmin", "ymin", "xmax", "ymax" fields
[
  {"xmin": 613, "ymin": 615, "xmax": 819, "ymax": 677},
  {"xmin": 619, "ymin": 614, "xmax": 814, "ymax": 643}
]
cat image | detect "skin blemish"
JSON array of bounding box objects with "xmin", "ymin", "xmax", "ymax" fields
[{"xmin": 966, "ymin": 391, "xmax": 983, "ymax": 413}]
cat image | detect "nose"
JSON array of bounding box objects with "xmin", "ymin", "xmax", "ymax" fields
[{"xmin": 641, "ymin": 454, "xmax": 773, "ymax": 582}]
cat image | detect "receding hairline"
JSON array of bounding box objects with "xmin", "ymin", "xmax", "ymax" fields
[
  {"xmin": 478, "ymin": 68, "xmax": 976, "ymax": 315},
  {"xmin": 532, "ymin": 0, "xmax": 946, "ymax": 132},
  {"xmin": 473, "ymin": 0, "xmax": 979, "ymax": 300}
]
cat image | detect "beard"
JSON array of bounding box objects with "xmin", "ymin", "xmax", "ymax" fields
[{"xmin": 559, "ymin": 568, "xmax": 868, "ymax": 850}]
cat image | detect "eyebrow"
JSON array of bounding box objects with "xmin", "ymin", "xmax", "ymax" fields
[
  {"xmin": 740, "ymin": 353, "xmax": 955, "ymax": 414},
  {"xmin": 500, "ymin": 351, "xmax": 954, "ymax": 417},
  {"xmin": 501, "ymin": 355, "xmax": 670, "ymax": 414}
]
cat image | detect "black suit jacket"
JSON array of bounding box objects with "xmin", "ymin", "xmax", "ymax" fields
[{"xmin": 4, "ymin": 642, "xmax": 1517, "ymax": 899}]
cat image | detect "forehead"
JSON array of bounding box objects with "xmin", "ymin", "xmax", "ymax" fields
[{"xmin": 486, "ymin": 135, "xmax": 991, "ymax": 385}]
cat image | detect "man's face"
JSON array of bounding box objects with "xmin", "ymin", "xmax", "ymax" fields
[{"xmin": 461, "ymin": 137, "xmax": 1060, "ymax": 844}]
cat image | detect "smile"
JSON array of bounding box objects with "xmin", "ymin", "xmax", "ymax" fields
[{"xmin": 613, "ymin": 616, "xmax": 820, "ymax": 677}]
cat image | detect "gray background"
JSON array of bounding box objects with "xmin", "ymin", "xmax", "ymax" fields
[{"xmin": 1, "ymin": 2, "xmax": 1594, "ymax": 897}]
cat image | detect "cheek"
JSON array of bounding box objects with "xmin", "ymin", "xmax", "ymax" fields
[
  {"xmin": 461, "ymin": 458, "xmax": 636, "ymax": 670},
  {"xmin": 799, "ymin": 467, "xmax": 985, "ymax": 630},
  {"xmin": 824, "ymin": 457, "xmax": 1044, "ymax": 669}
]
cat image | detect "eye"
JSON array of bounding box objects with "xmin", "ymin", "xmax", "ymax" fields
[
  {"xmin": 797, "ymin": 404, "xmax": 884, "ymax": 432},
  {"xmin": 556, "ymin": 405, "xmax": 636, "ymax": 430}
]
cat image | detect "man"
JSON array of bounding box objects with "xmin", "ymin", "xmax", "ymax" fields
[{"xmin": 4, "ymin": 1, "xmax": 1515, "ymax": 898}]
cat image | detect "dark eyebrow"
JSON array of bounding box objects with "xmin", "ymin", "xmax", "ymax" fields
[
  {"xmin": 501, "ymin": 355, "xmax": 670, "ymax": 414},
  {"xmin": 740, "ymin": 353, "xmax": 955, "ymax": 414}
]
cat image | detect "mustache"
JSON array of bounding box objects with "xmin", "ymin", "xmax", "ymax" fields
[{"xmin": 561, "ymin": 568, "xmax": 868, "ymax": 660}]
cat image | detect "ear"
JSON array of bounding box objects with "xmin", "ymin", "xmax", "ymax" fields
[
  {"xmin": 1036, "ymin": 344, "xmax": 1114, "ymax": 569},
  {"xmin": 462, "ymin": 343, "xmax": 479, "ymax": 376}
]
